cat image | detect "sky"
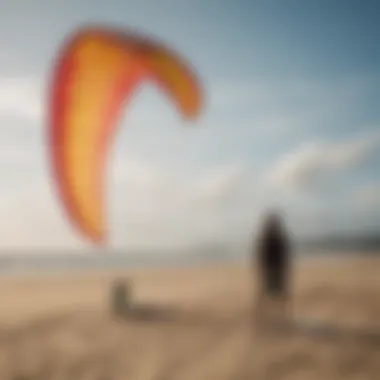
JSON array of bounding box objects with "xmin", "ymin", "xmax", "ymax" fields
[{"xmin": 0, "ymin": 0, "xmax": 378, "ymax": 251}]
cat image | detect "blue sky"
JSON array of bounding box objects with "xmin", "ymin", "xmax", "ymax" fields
[{"xmin": 0, "ymin": 0, "xmax": 378, "ymax": 250}]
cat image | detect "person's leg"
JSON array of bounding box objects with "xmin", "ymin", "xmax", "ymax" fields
[
  {"xmin": 255, "ymin": 268, "xmax": 282, "ymax": 328},
  {"xmin": 275, "ymin": 294, "xmax": 288, "ymax": 320},
  {"xmin": 284, "ymin": 287, "xmax": 293, "ymax": 321},
  {"xmin": 253, "ymin": 269, "xmax": 265, "ymax": 323},
  {"xmin": 255, "ymin": 274, "xmax": 292, "ymax": 330},
  {"xmin": 280, "ymin": 269, "xmax": 292, "ymax": 320},
  {"xmin": 254, "ymin": 279, "xmax": 274, "ymax": 330},
  {"xmin": 253, "ymin": 287, "xmax": 266, "ymax": 327}
]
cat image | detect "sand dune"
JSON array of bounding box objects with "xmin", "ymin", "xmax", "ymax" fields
[{"xmin": 0, "ymin": 256, "xmax": 379, "ymax": 379}]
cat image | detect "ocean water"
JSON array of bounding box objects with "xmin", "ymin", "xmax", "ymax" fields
[
  {"xmin": 0, "ymin": 246, "xmax": 374, "ymax": 277},
  {"xmin": 0, "ymin": 248, "xmax": 243, "ymax": 276}
]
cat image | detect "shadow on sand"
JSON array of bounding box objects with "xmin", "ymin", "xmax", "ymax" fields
[
  {"xmin": 109, "ymin": 278, "xmax": 244, "ymax": 327},
  {"xmin": 113, "ymin": 302, "xmax": 181, "ymax": 322},
  {"xmin": 110, "ymin": 279, "xmax": 380, "ymax": 348},
  {"xmin": 111, "ymin": 302, "xmax": 245, "ymax": 329}
]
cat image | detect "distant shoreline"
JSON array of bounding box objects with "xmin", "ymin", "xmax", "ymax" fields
[{"xmin": 0, "ymin": 249, "xmax": 378, "ymax": 278}]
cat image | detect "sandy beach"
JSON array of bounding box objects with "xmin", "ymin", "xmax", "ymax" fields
[{"xmin": 0, "ymin": 256, "xmax": 379, "ymax": 379}]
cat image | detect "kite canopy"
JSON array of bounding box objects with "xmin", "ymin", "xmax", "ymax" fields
[{"xmin": 49, "ymin": 25, "xmax": 203, "ymax": 245}]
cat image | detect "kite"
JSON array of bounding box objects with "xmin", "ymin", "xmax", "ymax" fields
[{"xmin": 48, "ymin": 25, "xmax": 203, "ymax": 245}]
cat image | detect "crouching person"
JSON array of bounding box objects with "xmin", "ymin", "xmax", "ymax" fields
[{"xmin": 110, "ymin": 278, "xmax": 132, "ymax": 317}]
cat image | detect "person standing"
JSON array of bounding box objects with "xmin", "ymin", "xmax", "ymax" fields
[{"xmin": 253, "ymin": 210, "xmax": 292, "ymax": 327}]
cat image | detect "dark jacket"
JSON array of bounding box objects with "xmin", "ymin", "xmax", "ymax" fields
[{"xmin": 255, "ymin": 213, "xmax": 291, "ymax": 294}]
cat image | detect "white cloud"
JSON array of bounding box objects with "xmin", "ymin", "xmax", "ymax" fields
[
  {"xmin": 0, "ymin": 158, "xmax": 261, "ymax": 251},
  {"xmin": 0, "ymin": 77, "xmax": 43, "ymax": 121},
  {"xmin": 0, "ymin": 150, "xmax": 378, "ymax": 251},
  {"xmin": 188, "ymin": 164, "xmax": 248, "ymax": 206},
  {"xmin": 267, "ymin": 131, "xmax": 380, "ymax": 192},
  {"xmin": 109, "ymin": 159, "xmax": 260, "ymax": 249},
  {"xmin": 0, "ymin": 180, "xmax": 85, "ymax": 251},
  {"xmin": 354, "ymin": 183, "xmax": 380, "ymax": 211}
]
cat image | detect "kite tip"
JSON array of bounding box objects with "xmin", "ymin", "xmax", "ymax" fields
[{"xmin": 88, "ymin": 230, "xmax": 107, "ymax": 249}]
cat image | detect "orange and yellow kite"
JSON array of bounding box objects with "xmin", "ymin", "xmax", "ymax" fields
[{"xmin": 48, "ymin": 25, "xmax": 203, "ymax": 245}]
